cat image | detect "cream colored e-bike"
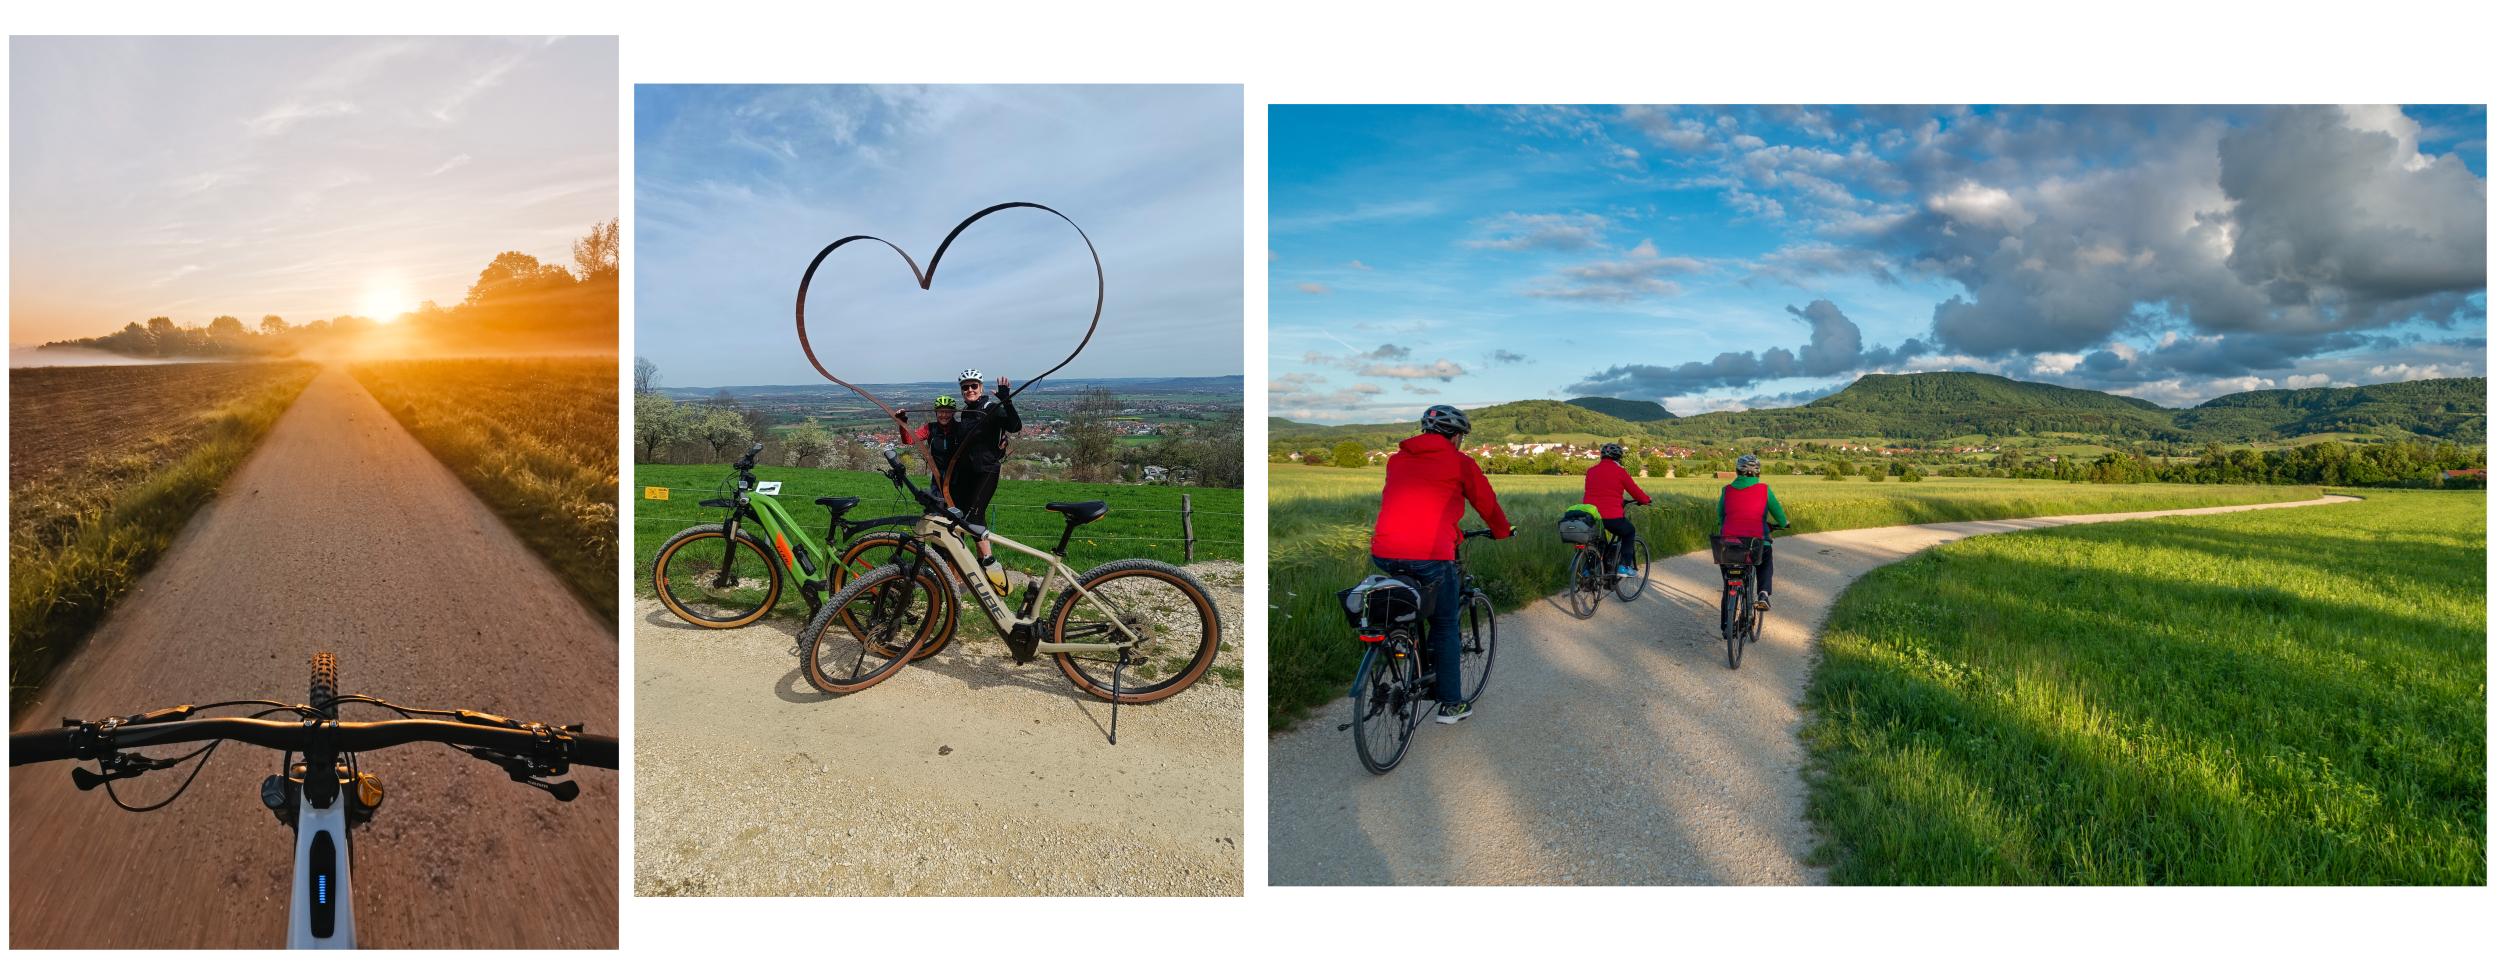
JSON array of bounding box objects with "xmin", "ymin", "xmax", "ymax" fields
[{"xmin": 797, "ymin": 447, "xmax": 1222, "ymax": 742}]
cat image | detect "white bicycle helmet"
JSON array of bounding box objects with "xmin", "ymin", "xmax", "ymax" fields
[
  {"xmin": 1736, "ymin": 454, "xmax": 1762, "ymax": 477},
  {"xmin": 957, "ymin": 368, "xmax": 983, "ymax": 384}
]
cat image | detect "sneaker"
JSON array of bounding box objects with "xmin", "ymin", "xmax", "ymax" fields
[
  {"xmin": 1435, "ymin": 702, "xmax": 1473, "ymax": 724},
  {"xmin": 1619, "ymin": 566, "xmax": 1635, "ymax": 578},
  {"xmin": 1755, "ymin": 594, "xmax": 1771, "ymax": 611}
]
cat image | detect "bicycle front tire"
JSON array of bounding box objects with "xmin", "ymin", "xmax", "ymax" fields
[
  {"xmin": 798, "ymin": 564, "xmax": 942, "ymax": 694},
  {"xmin": 1615, "ymin": 539, "xmax": 1651, "ymax": 602},
  {"xmin": 1047, "ymin": 560, "xmax": 1224, "ymax": 703},
  {"xmin": 652, "ymin": 525, "xmax": 783, "ymax": 628},
  {"xmin": 837, "ymin": 534, "xmax": 958, "ymax": 661},
  {"xmin": 1353, "ymin": 635, "xmax": 1422, "ymax": 774}
]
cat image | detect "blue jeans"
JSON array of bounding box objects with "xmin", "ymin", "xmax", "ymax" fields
[{"xmin": 1371, "ymin": 555, "xmax": 1463, "ymax": 704}]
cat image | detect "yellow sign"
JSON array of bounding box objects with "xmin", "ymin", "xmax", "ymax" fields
[{"xmin": 644, "ymin": 486, "xmax": 669, "ymax": 500}]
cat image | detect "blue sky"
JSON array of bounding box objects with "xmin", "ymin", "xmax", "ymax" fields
[
  {"xmin": 10, "ymin": 36, "xmax": 616, "ymax": 347},
  {"xmin": 1269, "ymin": 105, "xmax": 2487, "ymax": 423},
  {"xmin": 637, "ymin": 85, "xmax": 1243, "ymax": 389}
]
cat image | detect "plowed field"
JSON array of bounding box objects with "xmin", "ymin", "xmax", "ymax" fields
[{"xmin": 9, "ymin": 362, "xmax": 319, "ymax": 489}]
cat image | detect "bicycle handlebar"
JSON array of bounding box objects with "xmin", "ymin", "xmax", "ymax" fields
[
  {"xmin": 1461, "ymin": 528, "xmax": 1498, "ymax": 540},
  {"xmin": 11, "ymin": 718, "xmax": 618, "ymax": 770}
]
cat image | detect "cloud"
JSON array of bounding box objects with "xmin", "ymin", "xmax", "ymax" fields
[
  {"xmin": 1565, "ymin": 299, "xmax": 1926, "ymax": 397},
  {"xmin": 1344, "ymin": 259, "xmax": 1373, "ymax": 270},
  {"xmin": 423, "ymin": 153, "xmax": 473, "ymax": 177},
  {"xmin": 246, "ymin": 98, "xmax": 357, "ymax": 136},
  {"xmin": 1490, "ymin": 349, "xmax": 1527, "ymax": 364},
  {"xmin": 1521, "ymin": 240, "xmax": 1707, "ymax": 302},
  {"xmin": 1363, "ymin": 343, "xmax": 1409, "ymax": 360},
  {"xmin": 1464, "ymin": 211, "xmax": 1611, "ymax": 252},
  {"xmin": 1740, "ymin": 243, "xmax": 1900, "ymax": 288},
  {"xmin": 1296, "ymin": 282, "xmax": 1330, "ymax": 294},
  {"xmin": 1359, "ymin": 358, "xmax": 1468, "ymax": 380},
  {"xmin": 1401, "ymin": 383, "xmax": 1441, "ymax": 395},
  {"xmin": 1352, "ymin": 320, "xmax": 1430, "ymax": 334}
]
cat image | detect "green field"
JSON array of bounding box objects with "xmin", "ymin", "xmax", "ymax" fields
[
  {"xmin": 1267, "ymin": 464, "xmax": 2322, "ymax": 729},
  {"xmin": 1799, "ymin": 489, "xmax": 2485, "ymax": 884},
  {"xmin": 632, "ymin": 463, "xmax": 1242, "ymax": 623}
]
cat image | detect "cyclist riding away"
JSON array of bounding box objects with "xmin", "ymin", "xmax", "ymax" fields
[
  {"xmin": 1371, "ymin": 404, "xmax": 1513, "ymax": 725},
  {"xmin": 1581, "ymin": 443, "xmax": 1652, "ymax": 577},
  {"xmin": 1719, "ymin": 454, "xmax": 1789, "ymax": 610}
]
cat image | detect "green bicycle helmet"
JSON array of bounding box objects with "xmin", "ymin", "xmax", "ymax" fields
[{"xmin": 934, "ymin": 394, "xmax": 959, "ymax": 408}]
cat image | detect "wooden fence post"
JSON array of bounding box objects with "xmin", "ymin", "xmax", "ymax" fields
[{"xmin": 1182, "ymin": 493, "xmax": 1194, "ymax": 562}]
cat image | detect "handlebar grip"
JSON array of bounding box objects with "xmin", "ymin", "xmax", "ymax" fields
[
  {"xmin": 10, "ymin": 729, "xmax": 76, "ymax": 766},
  {"xmin": 569, "ymin": 733, "xmax": 618, "ymax": 770}
]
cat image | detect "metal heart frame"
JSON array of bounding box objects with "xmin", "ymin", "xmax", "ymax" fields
[{"xmin": 793, "ymin": 201, "xmax": 1105, "ymax": 504}]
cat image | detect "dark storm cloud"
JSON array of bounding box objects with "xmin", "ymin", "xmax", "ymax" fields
[{"xmin": 1565, "ymin": 299, "xmax": 1926, "ymax": 398}]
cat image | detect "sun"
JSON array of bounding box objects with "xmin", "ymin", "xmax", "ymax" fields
[{"xmin": 360, "ymin": 288, "xmax": 408, "ymax": 322}]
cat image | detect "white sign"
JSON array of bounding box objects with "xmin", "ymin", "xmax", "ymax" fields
[{"xmin": 755, "ymin": 482, "xmax": 782, "ymax": 495}]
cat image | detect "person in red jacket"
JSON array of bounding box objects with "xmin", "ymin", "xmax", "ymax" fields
[
  {"xmin": 1718, "ymin": 454, "xmax": 1789, "ymax": 610},
  {"xmin": 1582, "ymin": 443, "xmax": 1652, "ymax": 576},
  {"xmin": 1371, "ymin": 404, "xmax": 1513, "ymax": 724}
]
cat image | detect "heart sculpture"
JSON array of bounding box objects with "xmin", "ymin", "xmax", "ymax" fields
[{"xmin": 793, "ymin": 202, "xmax": 1104, "ymax": 505}]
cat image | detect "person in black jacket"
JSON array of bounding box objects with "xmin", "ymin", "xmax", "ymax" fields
[{"xmin": 899, "ymin": 369, "xmax": 1023, "ymax": 591}]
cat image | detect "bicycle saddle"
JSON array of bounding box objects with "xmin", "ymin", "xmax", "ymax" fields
[
  {"xmin": 1045, "ymin": 500, "xmax": 1110, "ymax": 524},
  {"xmin": 815, "ymin": 496, "xmax": 862, "ymax": 517}
]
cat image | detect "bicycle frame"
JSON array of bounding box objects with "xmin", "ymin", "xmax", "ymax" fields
[
  {"xmin": 289, "ymin": 776, "xmax": 355, "ymax": 948},
  {"xmin": 900, "ymin": 510, "xmax": 1143, "ymax": 658},
  {"xmin": 703, "ymin": 455, "xmax": 919, "ymax": 607}
]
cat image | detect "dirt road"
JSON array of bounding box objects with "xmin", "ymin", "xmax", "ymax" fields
[
  {"xmin": 634, "ymin": 562, "xmax": 1244, "ymax": 896},
  {"xmin": 1267, "ymin": 496, "xmax": 2357, "ymax": 886},
  {"xmin": 10, "ymin": 365, "xmax": 618, "ymax": 948}
]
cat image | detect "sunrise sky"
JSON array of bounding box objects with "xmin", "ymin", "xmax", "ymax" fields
[{"xmin": 9, "ymin": 35, "xmax": 617, "ymax": 346}]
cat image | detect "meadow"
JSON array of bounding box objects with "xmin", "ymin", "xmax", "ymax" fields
[
  {"xmin": 632, "ymin": 462, "xmax": 1244, "ymax": 633},
  {"xmin": 1798, "ymin": 489, "xmax": 2484, "ymax": 884},
  {"xmin": 350, "ymin": 357, "xmax": 620, "ymax": 621},
  {"xmin": 9, "ymin": 361, "xmax": 321, "ymax": 711},
  {"xmin": 1267, "ymin": 464, "xmax": 2322, "ymax": 728}
]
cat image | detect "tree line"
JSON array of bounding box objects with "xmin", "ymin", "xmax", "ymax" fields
[
  {"xmin": 42, "ymin": 219, "xmax": 618, "ymax": 359},
  {"xmin": 632, "ymin": 359, "xmax": 1243, "ymax": 489}
]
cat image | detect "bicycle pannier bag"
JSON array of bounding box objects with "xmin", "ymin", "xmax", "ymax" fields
[
  {"xmin": 1336, "ymin": 574, "xmax": 1424, "ymax": 634},
  {"xmin": 1710, "ymin": 534, "xmax": 1763, "ymax": 566},
  {"xmin": 1557, "ymin": 510, "xmax": 1604, "ymax": 546}
]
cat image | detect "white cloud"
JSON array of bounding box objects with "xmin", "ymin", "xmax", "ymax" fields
[{"xmin": 1296, "ymin": 282, "xmax": 1330, "ymax": 294}]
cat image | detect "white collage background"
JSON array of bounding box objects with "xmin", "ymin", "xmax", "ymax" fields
[{"xmin": 1, "ymin": 1, "xmax": 2491, "ymax": 970}]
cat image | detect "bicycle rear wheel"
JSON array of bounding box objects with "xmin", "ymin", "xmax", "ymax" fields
[
  {"xmin": 1049, "ymin": 560, "xmax": 1223, "ymax": 703},
  {"xmin": 1567, "ymin": 547, "xmax": 1602, "ymax": 618},
  {"xmin": 1353, "ymin": 634, "xmax": 1423, "ymax": 774},
  {"xmin": 1615, "ymin": 539, "xmax": 1652, "ymax": 602},
  {"xmin": 1726, "ymin": 575, "xmax": 1753, "ymax": 669},
  {"xmin": 799, "ymin": 564, "xmax": 942, "ymax": 694},
  {"xmin": 1456, "ymin": 591, "xmax": 1497, "ymax": 704},
  {"xmin": 652, "ymin": 525, "xmax": 783, "ymax": 628}
]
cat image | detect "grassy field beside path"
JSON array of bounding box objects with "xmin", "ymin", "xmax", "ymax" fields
[
  {"xmin": 632, "ymin": 463, "xmax": 1244, "ymax": 631},
  {"xmin": 1800, "ymin": 489, "xmax": 2484, "ymax": 884},
  {"xmin": 351, "ymin": 357, "xmax": 619, "ymax": 622},
  {"xmin": 1267, "ymin": 465, "xmax": 2322, "ymax": 729}
]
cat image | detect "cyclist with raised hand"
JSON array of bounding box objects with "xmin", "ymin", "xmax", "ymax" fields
[
  {"xmin": 1719, "ymin": 454, "xmax": 1789, "ymax": 610},
  {"xmin": 952, "ymin": 368, "xmax": 1022, "ymax": 589},
  {"xmin": 1582, "ymin": 442, "xmax": 1652, "ymax": 577},
  {"xmin": 1371, "ymin": 404, "xmax": 1513, "ymax": 724}
]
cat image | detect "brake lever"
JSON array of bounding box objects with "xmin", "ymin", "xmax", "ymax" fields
[
  {"xmin": 71, "ymin": 751, "xmax": 186, "ymax": 791},
  {"xmin": 462, "ymin": 722, "xmax": 584, "ymax": 801}
]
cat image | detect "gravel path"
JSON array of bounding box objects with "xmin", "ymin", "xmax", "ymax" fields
[
  {"xmin": 1267, "ymin": 495, "xmax": 2358, "ymax": 886},
  {"xmin": 634, "ymin": 561, "xmax": 1245, "ymax": 896},
  {"xmin": 10, "ymin": 365, "xmax": 619, "ymax": 948}
]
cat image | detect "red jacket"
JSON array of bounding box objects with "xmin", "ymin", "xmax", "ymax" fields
[
  {"xmin": 1372, "ymin": 433, "xmax": 1513, "ymax": 560},
  {"xmin": 1580, "ymin": 459, "xmax": 1651, "ymax": 518}
]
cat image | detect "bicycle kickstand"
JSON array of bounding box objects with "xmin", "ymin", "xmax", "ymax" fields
[{"xmin": 1107, "ymin": 655, "xmax": 1126, "ymax": 746}]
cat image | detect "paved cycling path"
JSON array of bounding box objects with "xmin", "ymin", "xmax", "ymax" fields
[
  {"xmin": 1266, "ymin": 494, "xmax": 2358, "ymax": 886},
  {"xmin": 10, "ymin": 364, "xmax": 617, "ymax": 948}
]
